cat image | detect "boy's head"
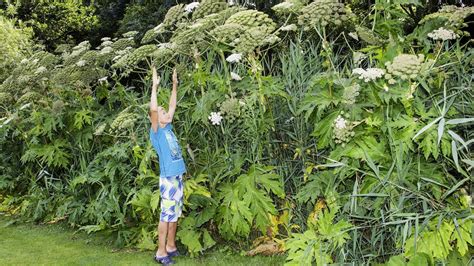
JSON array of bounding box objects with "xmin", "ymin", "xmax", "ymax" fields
[{"xmin": 149, "ymin": 106, "xmax": 171, "ymax": 124}]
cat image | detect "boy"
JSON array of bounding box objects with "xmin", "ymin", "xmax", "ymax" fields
[{"xmin": 149, "ymin": 66, "xmax": 185, "ymax": 265}]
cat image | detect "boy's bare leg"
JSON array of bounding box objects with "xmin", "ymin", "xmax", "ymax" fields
[
  {"xmin": 166, "ymin": 222, "xmax": 178, "ymax": 251},
  {"xmin": 156, "ymin": 221, "xmax": 169, "ymax": 257}
]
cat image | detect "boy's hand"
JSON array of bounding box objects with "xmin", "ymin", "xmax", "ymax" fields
[
  {"xmin": 172, "ymin": 68, "xmax": 178, "ymax": 85},
  {"xmin": 152, "ymin": 66, "xmax": 160, "ymax": 87}
]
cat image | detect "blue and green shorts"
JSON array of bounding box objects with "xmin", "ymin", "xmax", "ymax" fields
[{"xmin": 159, "ymin": 174, "xmax": 184, "ymax": 222}]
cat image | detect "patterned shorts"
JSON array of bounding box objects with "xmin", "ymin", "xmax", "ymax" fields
[{"xmin": 159, "ymin": 174, "xmax": 184, "ymax": 222}]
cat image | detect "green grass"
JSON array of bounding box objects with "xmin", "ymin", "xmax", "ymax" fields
[{"xmin": 0, "ymin": 215, "xmax": 284, "ymax": 266}]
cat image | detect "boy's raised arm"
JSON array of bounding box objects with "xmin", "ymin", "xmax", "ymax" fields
[
  {"xmin": 150, "ymin": 66, "xmax": 160, "ymax": 131},
  {"xmin": 167, "ymin": 68, "xmax": 178, "ymax": 119}
]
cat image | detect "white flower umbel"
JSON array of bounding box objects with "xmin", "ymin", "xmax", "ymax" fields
[
  {"xmin": 101, "ymin": 37, "xmax": 111, "ymax": 42},
  {"xmin": 230, "ymin": 72, "xmax": 242, "ymax": 81},
  {"xmin": 101, "ymin": 40, "xmax": 113, "ymax": 47},
  {"xmin": 226, "ymin": 53, "xmax": 242, "ymax": 63},
  {"xmin": 333, "ymin": 115, "xmax": 355, "ymax": 144},
  {"xmin": 334, "ymin": 115, "xmax": 347, "ymax": 129},
  {"xmin": 20, "ymin": 58, "xmax": 29, "ymax": 64},
  {"xmin": 209, "ymin": 112, "xmax": 223, "ymax": 125},
  {"xmin": 35, "ymin": 66, "xmax": 47, "ymax": 74},
  {"xmin": 100, "ymin": 46, "xmax": 113, "ymax": 55},
  {"xmin": 158, "ymin": 42, "xmax": 176, "ymax": 50},
  {"xmin": 352, "ymin": 68, "xmax": 385, "ymax": 82},
  {"xmin": 280, "ymin": 24, "xmax": 297, "ymax": 31},
  {"xmin": 76, "ymin": 60, "xmax": 87, "ymax": 67},
  {"xmin": 427, "ymin": 27, "xmax": 458, "ymax": 41},
  {"xmin": 185, "ymin": 2, "xmax": 200, "ymax": 13},
  {"xmin": 273, "ymin": 2, "xmax": 294, "ymax": 10}
]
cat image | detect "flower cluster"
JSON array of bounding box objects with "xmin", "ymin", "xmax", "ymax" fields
[
  {"xmin": 210, "ymin": 23, "xmax": 243, "ymax": 45},
  {"xmin": 110, "ymin": 38, "xmax": 135, "ymax": 51},
  {"xmin": 122, "ymin": 31, "xmax": 138, "ymax": 38},
  {"xmin": 218, "ymin": 96, "xmax": 241, "ymax": 122},
  {"xmin": 94, "ymin": 123, "xmax": 107, "ymax": 135},
  {"xmin": 151, "ymin": 42, "xmax": 177, "ymax": 63},
  {"xmin": 236, "ymin": 28, "xmax": 280, "ymax": 53},
  {"xmin": 384, "ymin": 54, "xmax": 425, "ymax": 84},
  {"xmin": 297, "ymin": 0, "xmax": 352, "ymax": 30},
  {"xmin": 79, "ymin": 50, "xmax": 100, "ymax": 66},
  {"xmin": 185, "ymin": 2, "xmax": 200, "ymax": 13},
  {"xmin": 163, "ymin": 4, "xmax": 186, "ymax": 29},
  {"xmin": 110, "ymin": 110, "xmax": 138, "ymax": 133},
  {"xmin": 208, "ymin": 112, "xmax": 223, "ymax": 125},
  {"xmin": 112, "ymin": 45, "xmax": 156, "ymax": 69},
  {"xmin": 352, "ymin": 68, "xmax": 384, "ymax": 82},
  {"xmin": 332, "ymin": 114, "xmax": 354, "ymax": 144},
  {"xmin": 171, "ymin": 6, "xmax": 241, "ymax": 53},
  {"xmin": 420, "ymin": 5, "xmax": 474, "ymax": 28},
  {"xmin": 342, "ymin": 84, "xmax": 360, "ymax": 105},
  {"xmin": 112, "ymin": 46, "xmax": 133, "ymax": 62},
  {"xmin": 272, "ymin": 0, "xmax": 303, "ymax": 14},
  {"xmin": 215, "ymin": 10, "xmax": 277, "ymax": 53},
  {"xmin": 192, "ymin": 0, "xmax": 227, "ymax": 20},
  {"xmin": 427, "ymin": 27, "xmax": 458, "ymax": 41},
  {"xmin": 63, "ymin": 41, "xmax": 90, "ymax": 65},
  {"xmin": 35, "ymin": 66, "xmax": 47, "ymax": 74},
  {"xmin": 226, "ymin": 53, "xmax": 242, "ymax": 63},
  {"xmin": 99, "ymin": 46, "xmax": 113, "ymax": 55},
  {"xmin": 230, "ymin": 72, "xmax": 242, "ymax": 81},
  {"xmin": 141, "ymin": 24, "xmax": 165, "ymax": 44},
  {"xmin": 76, "ymin": 60, "xmax": 87, "ymax": 67},
  {"xmin": 226, "ymin": 10, "xmax": 276, "ymax": 35}
]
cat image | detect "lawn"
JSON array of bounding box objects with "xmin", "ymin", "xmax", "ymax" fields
[{"xmin": 0, "ymin": 215, "xmax": 284, "ymax": 266}]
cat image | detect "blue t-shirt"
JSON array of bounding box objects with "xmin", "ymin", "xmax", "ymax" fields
[{"xmin": 150, "ymin": 124, "xmax": 186, "ymax": 177}]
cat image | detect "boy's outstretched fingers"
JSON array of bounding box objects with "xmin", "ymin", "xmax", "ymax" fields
[
  {"xmin": 172, "ymin": 68, "xmax": 178, "ymax": 84},
  {"xmin": 152, "ymin": 66, "xmax": 160, "ymax": 86}
]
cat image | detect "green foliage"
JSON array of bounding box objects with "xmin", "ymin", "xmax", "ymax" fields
[
  {"xmin": 4, "ymin": 1, "xmax": 99, "ymax": 50},
  {"xmin": 285, "ymin": 207, "xmax": 351, "ymax": 265},
  {"xmin": 0, "ymin": 16, "xmax": 33, "ymax": 82},
  {"xmin": 404, "ymin": 218, "xmax": 473, "ymax": 261},
  {"xmin": 0, "ymin": 2, "xmax": 473, "ymax": 265},
  {"xmin": 216, "ymin": 165, "xmax": 284, "ymax": 240}
]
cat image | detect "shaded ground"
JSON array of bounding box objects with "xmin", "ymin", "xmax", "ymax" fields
[{"xmin": 0, "ymin": 215, "xmax": 284, "ymax": 266}]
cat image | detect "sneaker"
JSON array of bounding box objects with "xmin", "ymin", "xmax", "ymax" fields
[
  {"xmin": 154, "ymin": 255, "xmax": 175, "ymax": 265},
  {"xmin": 167, "ymin": 249, "xmax": 179, "ymax": 258}
]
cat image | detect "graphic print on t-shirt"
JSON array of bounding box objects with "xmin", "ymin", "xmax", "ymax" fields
[{"xmin": 165, "ymin": 130, "xmax": 182, "ymax": 161}]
